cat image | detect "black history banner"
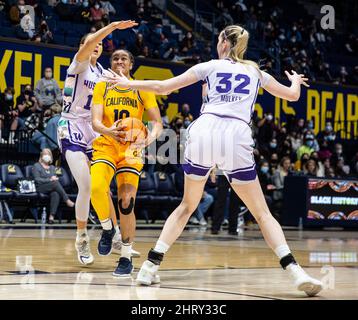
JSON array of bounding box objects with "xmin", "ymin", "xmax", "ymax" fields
[
  {"xmin": 1, "ymin": 37, "xmax": 357, "ymax": 138},
  {"xmin": 308, "ymin": 178, "xmax": 358, "ymax": 221}
]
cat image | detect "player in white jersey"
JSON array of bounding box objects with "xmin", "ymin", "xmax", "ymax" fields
[
  {"xmin": 107, "ymin": 25, "xmax": 324, "ymax": 297},
  {"xmin": 57, "ymin": 20, "xmax": 138, "ymax": 265}
]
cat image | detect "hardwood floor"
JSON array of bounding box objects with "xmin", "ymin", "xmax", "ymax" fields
[{"xmin": 0, "ymin": 226, "xmax": 357, "ymax": 300}]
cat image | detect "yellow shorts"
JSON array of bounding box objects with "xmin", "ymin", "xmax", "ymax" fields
[{"xmin": 92, "ymin": 136, "xmax": 143, "ymax": 188}]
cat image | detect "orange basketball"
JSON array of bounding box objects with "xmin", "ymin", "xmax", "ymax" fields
[{"xmin": 118, "ymin": 117, "xmax": 148, "ymax": 143}]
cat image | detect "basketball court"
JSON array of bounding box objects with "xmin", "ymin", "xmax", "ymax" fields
[{"xmin": 1, "ymin": 225, "xmax": 357, "ymax": 300}]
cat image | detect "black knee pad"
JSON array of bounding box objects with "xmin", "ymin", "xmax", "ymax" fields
[{"xmin": 118, "ymin": 197, "xmax": 134, "ymax": 215}]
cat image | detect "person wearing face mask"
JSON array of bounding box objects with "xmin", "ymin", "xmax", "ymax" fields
[
  {"xmin": 317, "ymin": 121, "xmax": 336, "ymax": 144},
  {"xmin": 16, "ymin": 85, "xmax": 39, "ymax": 129},
  {"xmin": 35, "ymin": 68, "xmax": 62, "ymax": 110},
  {"xmin": 296, "ymin": 134, "xmax": 314, "ymax": 161},
  {"xmin": 90, "ymin": 1, "xmax": 104, "ymax": 22},
  {"xmin": 32, "ymin": 149, "xmax": 75, "ymax": 224}
]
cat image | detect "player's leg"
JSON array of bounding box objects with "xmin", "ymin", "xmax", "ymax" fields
[
  {"xmin": 110, "ymin": 191, "xmax": 141, "ymax": 258},
  {"xmin": 90, "ymin": 160, "xmax": 116, "ymax": 256},
  {"xmin": 137, "ymin": 174, "xmax": 208, "ymax": 285},
  {"xmin": 66, "ymin": 150, "xmax": 94, "ymax": 265},
  {"xmin": 112, "ymin": 168, "xmax": 140, "ymax": 277},
  {"xmin": 230, "ymin": 177, "xmax": 323, "ymax": 296}
]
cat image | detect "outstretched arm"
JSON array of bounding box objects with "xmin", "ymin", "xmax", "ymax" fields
[
  {"xmin": 105, "ymin": 69, "xmax": 199, "ymax": 95},
  {"xmin": 263, "ymin": 70, "xmax": 309, "ymax": 102},
  {"xmin": 76, "ymin": 20, "xmax": 137, "ymax": 63}
]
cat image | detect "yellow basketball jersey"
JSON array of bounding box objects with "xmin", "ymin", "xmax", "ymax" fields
[{"xmin": 92, "ymin": 81, "xmax": 158, "ymax": 136}]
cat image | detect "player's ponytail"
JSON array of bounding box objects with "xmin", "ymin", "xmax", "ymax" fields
[{"xmin": 221, "ymin": 25, "xmax": 261, "ymax": 72}]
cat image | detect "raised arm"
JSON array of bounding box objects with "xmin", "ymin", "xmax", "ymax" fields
[
  {"xmin": 263, "ymin": 70, "xmax": 309, "ymax": 102},
  {"xmin": 76, "ymin": 20, "xmax": 137, "ymax": 63},
  {"xmin": 106, "ymin": 69, "xmax": 199, "ymax": 95}
]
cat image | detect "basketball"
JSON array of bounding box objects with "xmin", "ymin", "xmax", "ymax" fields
[{"xmin": 118, "ymin": 117, "xmax": 148, "ymax": 144}]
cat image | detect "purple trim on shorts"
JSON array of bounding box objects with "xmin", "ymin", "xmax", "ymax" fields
[
  {"xmin": 200, "ymin": 112, "xmax": 250, "ymax": 126},
  {"xmin": 60, "ymin": 138, "xmax": 86, "ymax": 155},
  {"xmin": 184, "ymin": 157, "xmax": 212, "ymax": 169},
  {"xmin": 227, "ymin": 167, "xmax": 257, "ymax": 182},
  {"xmin": 182, "ymin": 162, "xmax": 211, "ymax": 177},
  {"xmin": 229, "ymin": 163, "xmax": 256, "ymax": 173}
]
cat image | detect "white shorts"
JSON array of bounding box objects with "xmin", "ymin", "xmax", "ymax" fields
[
  {"xmin": 57, "ymin": 117, "xmax": 99, "ymax": 160},
  {"xmin": 183, "ymin": 113, "xmax": 256, "ymax": 184}
]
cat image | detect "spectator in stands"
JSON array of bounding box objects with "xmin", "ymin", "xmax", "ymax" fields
[
  {"xmin": 310, "ymin": 152, "xmax": 325, "ymax": 177},
  {"xmin": 330, "ymin": 143, "xmax": 345, "ymax": 167},
  {"xmin": 257, "ymin": 113, "xmax": 278, "ymax": 145},
  {"xmin": 100, "ymin": 0, "xmax": 115, "ymax": 15},
  {"xmin": 296, "ymin": 133, "xmax": 314, "ymax": 161},
  {"xmin": 172, "ymin": 103, "xmax": 194, "ymax": 125},
  {"xmin": 90, "ymin": 1, "xmax": 104, "ymax": 23},
  {"xmin": 21, "ymin": 8, "xmax": 33, "ymax": 32},
  {"xmin": 130, "ymin": 33, "xmax": 146, "ymax": 56},
  {"xmin": 16, "ymin": 84, "xmax": 38, "ymax": 129},
  {"xmin": 9, "ymin": 0, "xmax": 25, "ymax": 25},
  {"xmin": 272, "ymin": 157, "xmax": 291, "ymax": 213},
  {"xmin": 0, "ymin": 87, "xmax": 18, "ymax": 143},
  {"xmin": 35, "ymin": 67, "xmax": 62, "ymax": 109},
  {"xmin": 32, "ymin": 148, "xmax": 74, "ymax": 224},
  {"xmin": 303, "ymin": 159, "xmax": 318, "ymax": 177},
  {"xmin": 38, "ymin": 19, "xmax": 53, "ymax": 43},
  {"xmin": 270, "ymin": 152, "xmax": 279, "ymax": 174},
  {"xmin": 335, "ymin": 158, "xmax": 350, "ymax": 177},
  {"xmin": 31, "ymin": 104, "xmax": 61, "ymax": 150},
  {"xmin": 54, "ymin": 0, "xmax": 73, "ymax": 20},
  {"xmin": 78, "ymin": 0, "xmax": 91, "ymax": 23},
  {"xmin": 180, "ymin": 31, "xmax": 194, "ymax": 54}
]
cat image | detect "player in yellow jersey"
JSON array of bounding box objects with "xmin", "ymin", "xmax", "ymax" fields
[{"xmin": 91, "ymin": 49, "xmax": 163, "ymax": 277}]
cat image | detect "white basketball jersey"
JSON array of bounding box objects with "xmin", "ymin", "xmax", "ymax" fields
[
  {"xmin": 61, "ymin": 54, "xmax": 104, "ymax": 120},
  {"xmin": 191, "ymin": 58, "xmax": 271, "ymax": 124}
]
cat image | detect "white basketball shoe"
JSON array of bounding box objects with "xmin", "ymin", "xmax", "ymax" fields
[
  {"xmin": 287, "ymin": 263, "xmax": 323, "ymax": 296},
  {"xmin": 136, "ymin": 260, "xmax": 161, "ymax": 286},
  {"xmin": 75, "ymin": 234, "xmax": 94, "ymax": 265}
]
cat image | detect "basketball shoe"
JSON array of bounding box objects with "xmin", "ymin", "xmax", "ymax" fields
[
  {"xmin": 97, "ymin": 228, "xmax": 115, "ymax": 256},
  {"xmin": 136, "ymin": 260, "xmax": 161, "ymax": 286},
  {"xmin": 113, "ymin": 257, "xmax": 134, "ymax": 277},
  {"xmin": 287, "ymin": 263, "xmax": 323, "ymax": 296},
  {"xmin": 75, "ymin": 234, "xmax": 94, "ymax": 265}
]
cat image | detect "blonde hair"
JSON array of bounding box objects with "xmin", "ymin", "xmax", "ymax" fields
[{"xmin": 221, "ymin": 25, "xmax": 260, "ymax": 71}]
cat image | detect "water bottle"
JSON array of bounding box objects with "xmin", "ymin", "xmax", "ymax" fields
[{"xmin": 41, "ymin": 207, "xmax": 47, "ymax": 225}]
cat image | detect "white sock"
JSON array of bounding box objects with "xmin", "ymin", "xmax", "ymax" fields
[
  {"xmin": 274, "ymin": 244, "xmax": 291, "ymax": 259},
  {"xmin": 113, "ymin": 225, "xmax": 121, "ymax": 241},
  {"xmin": 154, "ymin": 240, "xmax": 170, "ymax": 254},
  {"xmin": 121, "ymin": 242, "xmax": 132, "ymax": 259},
  {"xmin": 76, "ymin": 228, "xmax": 87, "ymax": 240},
  {"xmin": 100, "ymin": 219, "xmax": 112, "ymax": 231}
]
